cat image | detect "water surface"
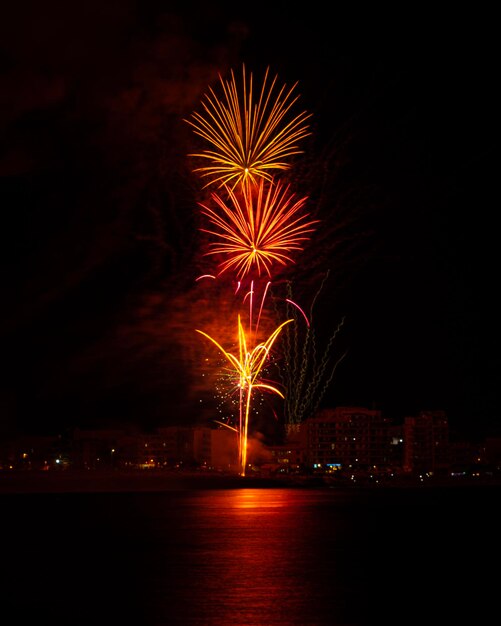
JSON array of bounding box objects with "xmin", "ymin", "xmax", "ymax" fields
[{"xmin": 2, "ymin": 485, "xmax": 497, "ymax": 625}]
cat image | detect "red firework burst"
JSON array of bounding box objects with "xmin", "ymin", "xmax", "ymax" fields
[{"xmin": 198, "ymin": 178, "xmax": 318, "ymax": 280}]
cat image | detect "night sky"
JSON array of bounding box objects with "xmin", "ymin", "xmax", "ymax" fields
[{"xmin": 1, "ymin": 2, "xmax": 498, "ymax": 440}]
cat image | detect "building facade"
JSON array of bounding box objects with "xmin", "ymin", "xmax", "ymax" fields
[
  {"xmin": 402, "ymin": 410, "xmax": 449, "ymax": 475},
  {"xmin": 299, "ymin": 406, "xmax": 394, "ymax": 475}
]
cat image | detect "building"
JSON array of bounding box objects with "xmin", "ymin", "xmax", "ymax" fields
[
  {"xmin": 299, "ymin": 406, "xmax": 394, "ymax": 475},
  {"xmin": 72, "ymin": 428, "xmax": 131, "ymax": 469},
  {"xmin": 139, "ymin": 426, "xmax": 238, "ymax": 470},
  {"xmin": 0, "ymin": 407, "xmax": 464, "ymax": 480},
  {"xmin": 403, "ymin": 410, "xmax": 449, "ymax": 475}
]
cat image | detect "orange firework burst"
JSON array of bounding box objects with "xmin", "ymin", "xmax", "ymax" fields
[
  {"xmin": 185, "ymin": 64, "xmax": 311, "ymax": 190},
  {"xmin": 199, "ymin": 179, "xmax": 318, "ymax": 280},
  {"xmin": 196, "ymin": 315, "xmax": 293, "ymax": 476}
]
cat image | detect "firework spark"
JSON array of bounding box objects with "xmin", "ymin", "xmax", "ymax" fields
[
  {"xmin": 275, "ymin": 274, "xmax": 347, "ymax": 434},
  {"xmin": 185, "ymin": 64, "xmax": 312, "ymax": 190},
  {"xmin": 196, "ymin": 315, "xmax": 293, "ymax": 476},
  {"xmin": 199, "ymin": 178, "xmax": 318, "ymax": 280},
  {"xmin": 187, "ymin": 64, "xmax": 330, "ymax": 475}
]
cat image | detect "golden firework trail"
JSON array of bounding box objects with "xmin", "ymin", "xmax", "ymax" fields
[
  {"xmin": 196, "ymin": 316, "xmax": 293, "ymax": 476},
  {"xmin": 186, "ymin": 64, "xmax": 333, "ymax": 475},
  {"xmin": 199, "ymin": 178, "xmax": 318, "ymax": 280},
  {"xmin": 185, "ymin": 64, "xmax": 312, "ymax": 190}
]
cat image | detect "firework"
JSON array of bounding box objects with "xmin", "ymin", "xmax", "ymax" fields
[
  {"xmin": 185, "ymin": 64, "xmax": 311, "ymax": 190},
  {"xmin": 275, "ymin": 274, "xmax": 347, "ymax": 435},
  {"xmin": 185, "ymin": 64, "xmax": 341, "ymax": 476},
  {"xmin": 196, "ymin": 315, "xmax": 293, "ymax": 476},
  {"xmin": 199, "ymin": 178, "xmax": 318, "ymax": 280}
]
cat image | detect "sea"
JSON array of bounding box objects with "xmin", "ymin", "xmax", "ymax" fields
[{"xmin": 1, "ymin": 480, "xmax": 498, "ymax": 625}]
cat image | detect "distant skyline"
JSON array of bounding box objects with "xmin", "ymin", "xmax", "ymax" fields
[{"xmin": 1, "ymin": 3, "xmax": 498, "ymax": 440}]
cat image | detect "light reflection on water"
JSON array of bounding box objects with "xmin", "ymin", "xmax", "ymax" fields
[
  {"xmin": 162, "ymin": 489, "xmax": 350, "ymax": 625},
  {"xmin": 1, "ymin": 485, "xmax": 497, "ymax": 625}
]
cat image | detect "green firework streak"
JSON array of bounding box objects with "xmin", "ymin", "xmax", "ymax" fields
[{"xmin": 274, "ymin": 271, "xmax": 347, "ymax": 432}]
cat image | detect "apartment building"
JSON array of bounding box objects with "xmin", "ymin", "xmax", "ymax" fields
[
  {"xmin": 403, "ymin": 410, "xmax": 449, "ymax": 475},
  {"xmin": 299, "ymin": 406, "xmax": 394, "ymax": 474}
]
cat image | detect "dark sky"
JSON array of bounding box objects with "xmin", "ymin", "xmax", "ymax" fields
[{"xmin": 1, "ymin": 2, "xmax": 498, "ymax": 440}]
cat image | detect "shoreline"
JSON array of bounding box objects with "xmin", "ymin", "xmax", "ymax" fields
[
  {"xmin": 0, "ymin": 469, "xmax": 306, "ymax": 493},
  {"xmin": 1, "ymin": 469, "xmax": 500, "ymax": 494}
]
